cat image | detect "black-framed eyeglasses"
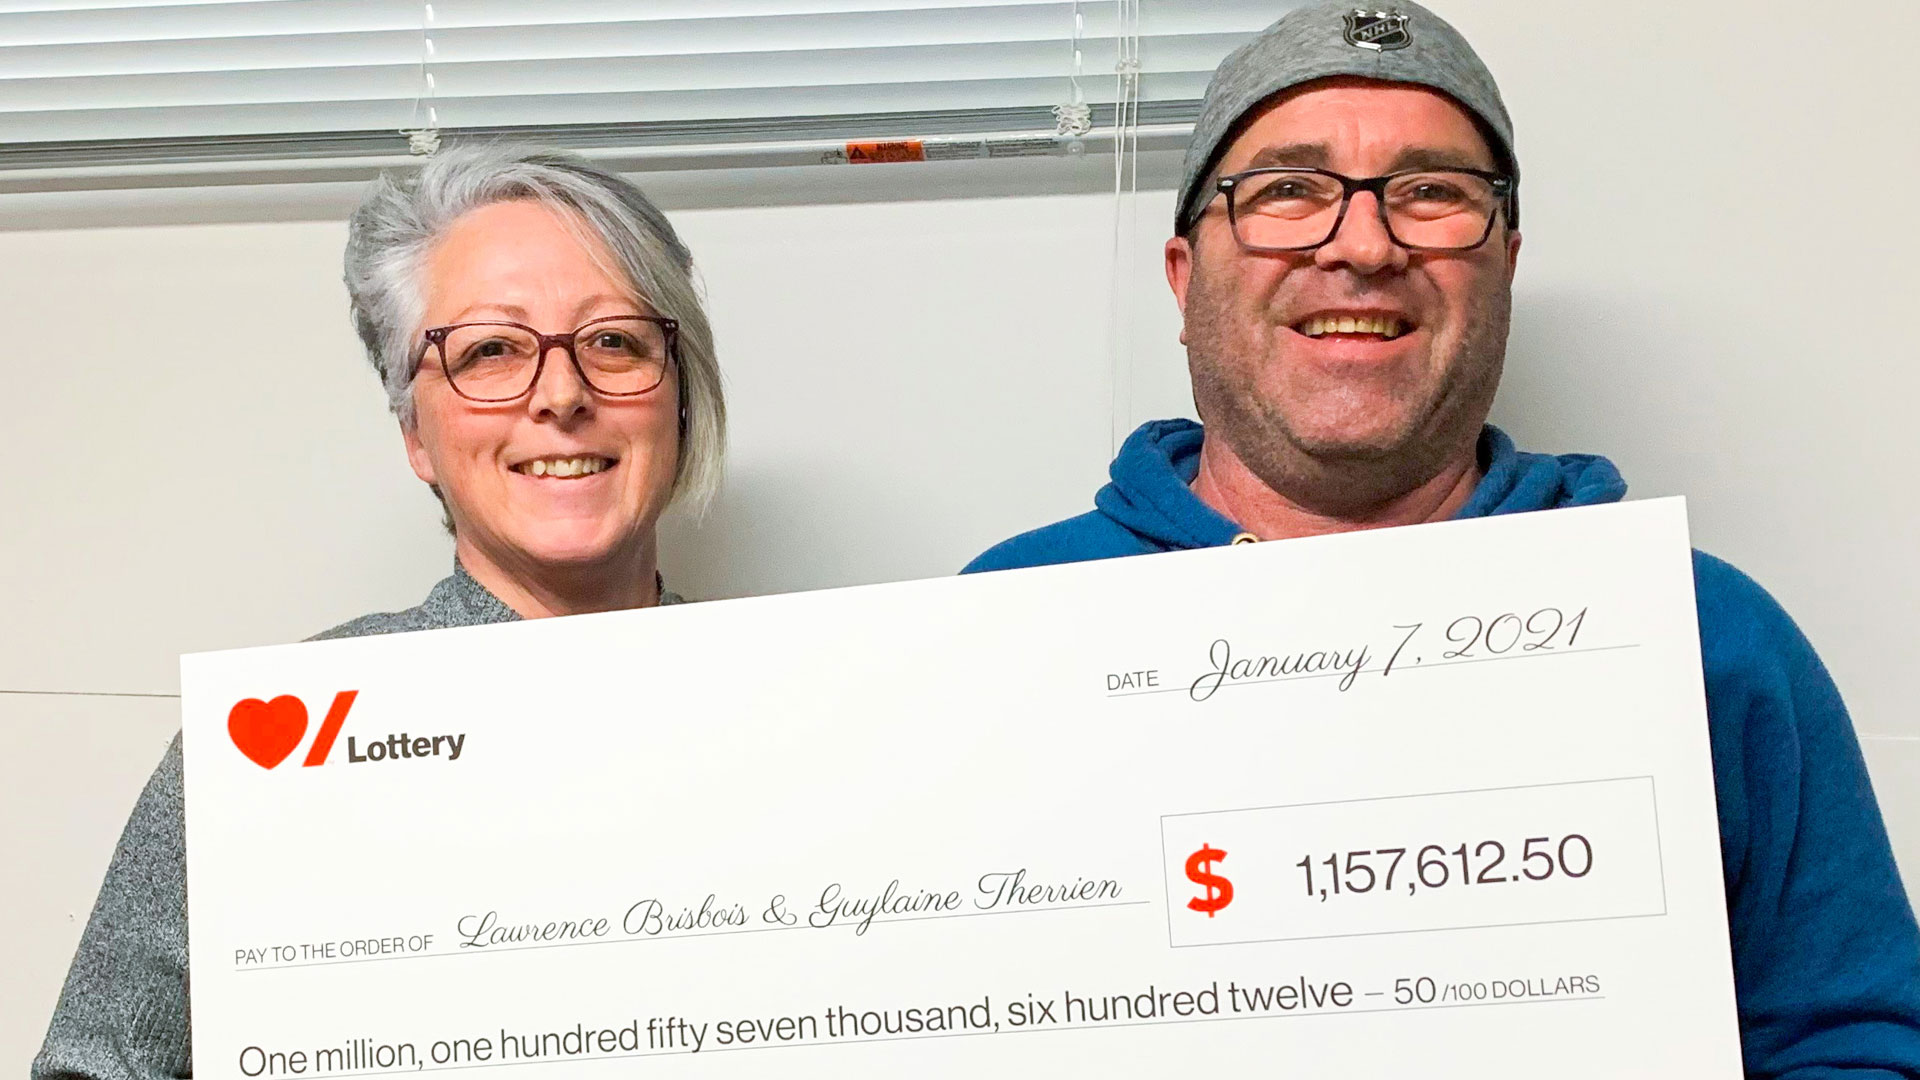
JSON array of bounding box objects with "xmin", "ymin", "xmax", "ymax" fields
[
  {"xmin": 1213, "ymin": 167, "xmax": 1514, "ymax": 253},
  {"xmin": 416, "ymin": 314, "xmax": 679, "ymax": 403}
]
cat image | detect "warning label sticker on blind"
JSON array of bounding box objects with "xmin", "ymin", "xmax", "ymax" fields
[
  {"xmin": 845, "ymin": 140, "xmax": 926, "ymax": 164},
  {"xmin": 835, "ymin": 135, "xmax": 1072, "ymax": 165}
]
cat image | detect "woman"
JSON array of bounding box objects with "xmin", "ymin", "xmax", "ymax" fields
[{"xmin": 33, "ymin": 146, "xmax": 725, "ymax": 1080}]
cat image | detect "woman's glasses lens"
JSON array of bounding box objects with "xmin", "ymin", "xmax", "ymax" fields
[{"xmin": 574, "ymin": 319, "xmax": 671, "ymax": 394}]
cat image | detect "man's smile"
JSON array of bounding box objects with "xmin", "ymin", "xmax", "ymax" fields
[{"xmin": 1290, "ymin": 309, "xmax": 1415, "ymax": 342}]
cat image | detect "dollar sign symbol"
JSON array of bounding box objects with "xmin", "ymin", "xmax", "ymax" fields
[{"xmin": 1185, "ymin": 844, "xmax": 1233, "ymax": 917}]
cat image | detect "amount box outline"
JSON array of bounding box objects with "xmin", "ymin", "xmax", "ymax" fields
[{"xmin": 1158, "ymin": 775, "xmax": 1670, "ymax": 949}]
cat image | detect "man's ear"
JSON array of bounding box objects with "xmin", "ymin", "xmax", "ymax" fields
[
  {"xmin": 1165, "ymin": 234, "xmax": 1195, "ymax": 346},
  {"xmin": 401, "ymin": 417, "xmax": 437, "ymax": 485},
  {"xmin": 1505, "ymin": 229, "xmax": 1523, "ymax": 282}
]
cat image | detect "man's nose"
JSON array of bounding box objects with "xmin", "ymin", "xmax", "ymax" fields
[
  {"xmin": 528, "ymin": 342, "xmax": 592, "ymax": 420},
  {"xmin": 1314, "ymin": 192, "xmax": 1408, "ymax": 275}
]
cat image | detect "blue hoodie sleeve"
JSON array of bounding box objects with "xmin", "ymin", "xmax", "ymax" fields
[{"xmin": 1694, "ymin": 552, "xmax": 1920, "ymax": 1076}]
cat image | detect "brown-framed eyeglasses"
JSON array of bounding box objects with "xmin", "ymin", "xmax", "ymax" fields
[
  {"xmin": 416, "ymin": 314, "xmax": 679, "ymax": 403},
  {"xmin": 1213, "ymin": 167, "xmax": 1514, "ymax": 253}
]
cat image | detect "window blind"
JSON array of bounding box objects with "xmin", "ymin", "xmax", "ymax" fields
[{"xmin": 0, "ymin": 0, "xmax": 1289, "ymax": 179}]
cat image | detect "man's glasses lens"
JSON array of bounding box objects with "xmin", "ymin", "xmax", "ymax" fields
[
  {"xmin": 437, "ymin": 318, "xmax": 671, "ymax": 400},
  {"xmin": 1229, "ymin": 169, "xmax": 1503, "ymax": 251}
]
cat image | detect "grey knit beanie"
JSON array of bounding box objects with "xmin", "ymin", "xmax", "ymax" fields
[{"xmin": 1176, "ymin": 1, "xmax": 1517, "ymax": 233}]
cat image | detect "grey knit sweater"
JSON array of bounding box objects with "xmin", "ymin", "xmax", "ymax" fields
[{"xmin": 32, "ymin": 566, "xmax": 680, "ymax": 1080}]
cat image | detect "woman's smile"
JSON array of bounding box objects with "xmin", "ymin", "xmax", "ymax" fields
[{"xmin": 508, "ymin": 454, "xmax": 617, "ymax": 478}]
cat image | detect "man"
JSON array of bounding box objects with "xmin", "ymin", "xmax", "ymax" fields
[{"xmin": 966, "ymin": 1, "xmax": 1920, "ymax": 1072}]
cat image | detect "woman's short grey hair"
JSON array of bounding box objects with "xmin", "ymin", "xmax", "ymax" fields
[{"xmin": 343, "ymin": 144, "xmax": 725, "ymax": 509}]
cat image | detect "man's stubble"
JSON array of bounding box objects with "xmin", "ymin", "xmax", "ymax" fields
[{"xmin": 1182, "ymin": 259, "xmax": 1511, "ymax": 517}]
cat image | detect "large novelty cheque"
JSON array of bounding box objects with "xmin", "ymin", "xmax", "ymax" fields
[{"xmin": 182, "ymin": 497, "xmax": 1741, "ymax": 1077}]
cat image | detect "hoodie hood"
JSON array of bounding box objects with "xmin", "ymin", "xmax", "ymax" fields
[{"xmin": 1093, "ymin": 418, "xmax": 1627, "ymax": 550}]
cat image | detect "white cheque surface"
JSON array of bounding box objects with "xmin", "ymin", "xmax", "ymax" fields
[{"xmin": 182, "ymin": 498, "xmax": 1740, "ymax": 1078}]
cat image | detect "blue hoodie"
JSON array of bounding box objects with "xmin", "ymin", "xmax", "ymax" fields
[{"xmin": 967, "ymin": 419, "xmax": 1920, "ymax": 1076}]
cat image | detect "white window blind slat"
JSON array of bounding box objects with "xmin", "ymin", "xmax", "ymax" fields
[
  {"xmin": 6, "ymin": 5, "xmax": 1110, "ymax": 73},
  {"xmin": 1, "ymin": 32, "xmax": 418, "ymax": 79},
  {"xmin": 0, "ymin": 0, "xmax": 416, "ymax": 47},
  {"xmin": 1, "ymin": 7, "xmax": 1088, "ymax": 84},
  {"xmin": 0, "ymin": 32, "xmax": 1239, "ymax": 115},
  {"xmin": 435, "ymin": 0, "xmax": 1086, "ymax": 25},
  {"xmin": 0, "ymin": 1, "xmax": 310, "ymax": 12}
]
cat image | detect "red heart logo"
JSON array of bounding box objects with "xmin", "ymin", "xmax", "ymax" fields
[{"xmin": 228, "ymin": 696, "xmax": 309, "ymax": 769}]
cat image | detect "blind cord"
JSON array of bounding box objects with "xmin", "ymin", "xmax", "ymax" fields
[
  {"xmin": 1054, "ymin": 2, "xmax": 1094, "ymax": 136},
  {"xmin": 1107, "ymin": 0, "xmax": 1142, "ymax": 454},
  {"xmin": 401, "ymin": 2, "xmax": 441, "ymax": 155}
]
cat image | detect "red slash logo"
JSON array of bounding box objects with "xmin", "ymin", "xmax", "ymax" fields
[{"xmin": 227, "ymin": 691, "xmax": 357, "ymax": 769}]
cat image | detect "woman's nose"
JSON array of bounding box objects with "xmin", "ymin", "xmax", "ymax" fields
[{"xmin": 527, "ymin": 342, "xmax": 593, "ymax": 420}]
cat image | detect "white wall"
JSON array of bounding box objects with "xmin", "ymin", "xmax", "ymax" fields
[{"xmin": 3, "ymin": 0, "xmax": 1916, "ymax": 1070}]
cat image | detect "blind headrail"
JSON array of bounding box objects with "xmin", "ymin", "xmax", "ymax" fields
[{"xmin": 0, "ymin": 102, "xmax": 1198, "ymax": 193}]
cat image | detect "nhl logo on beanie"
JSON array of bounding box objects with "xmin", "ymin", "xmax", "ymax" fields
[{"xmin": 1343, "ymin": 8, "xmax": 1413, "ymax": 51}]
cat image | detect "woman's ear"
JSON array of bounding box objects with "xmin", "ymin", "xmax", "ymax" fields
[{"xmin": 401, "ymin": 417, "xmax": 437, "ymax": 485}]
